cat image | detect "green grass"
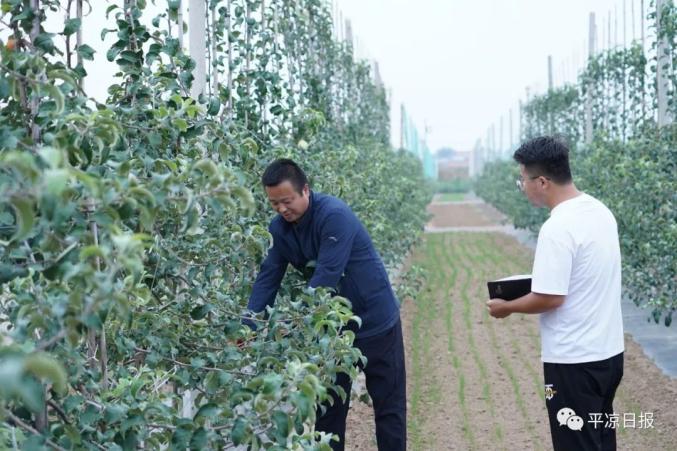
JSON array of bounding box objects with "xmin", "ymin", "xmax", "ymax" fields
[
  {"xmin": 453, "ymin": 234, "xmax": 505, "ymax": 445},
  {"xmin": 408, "ymin": 231, "xmax": 550, "ymax": 450},
  {"xmin": 408, "ymin": 237, "xmax": 442, "ymax": 450},
  {"xmin": 436, "ymin": 192, "xmax": 467, "ymax": 202},
  {"xmin": 472, "ymin": 233, "xmax": 545, "ymax": 451}
]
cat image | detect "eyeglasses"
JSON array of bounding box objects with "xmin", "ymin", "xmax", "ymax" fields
[{"xmin": 516, "ymin": 175, "xmax": 546, "ymax": 191}]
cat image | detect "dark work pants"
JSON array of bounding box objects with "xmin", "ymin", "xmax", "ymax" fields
[
  {"xmin": 544, "ymin": 352, "xmax": 624, "ymax": 451},
  {"xmin": 315, "ymin": 318, "xmax": 407, "ymax": 451}
]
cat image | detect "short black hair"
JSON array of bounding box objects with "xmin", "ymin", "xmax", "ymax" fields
[
  {"xmin": 261, "ymin": 158, "xmax": 309, "ymax": 194},
  {"xmin": 513, "ymin": 136, "xmax": 572, "ymax": 184}
]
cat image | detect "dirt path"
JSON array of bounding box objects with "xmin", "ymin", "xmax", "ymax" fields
[{"xmin": 345, "ymin": 200, "xmax": 677, "ymax": 451}]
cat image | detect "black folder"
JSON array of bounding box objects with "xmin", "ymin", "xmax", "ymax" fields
[{"xmin": 487, "ymin": 275, "xmax": 532, "ymax": 300}]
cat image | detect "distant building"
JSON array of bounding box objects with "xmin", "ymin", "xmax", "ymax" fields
[{"xmin": 435, "ymin": 148, "xmax": 471, "ymax": 181}]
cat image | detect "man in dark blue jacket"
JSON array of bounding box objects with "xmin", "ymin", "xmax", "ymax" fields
[{"xmin": 248, "ymin": 158, "xmax": 406, "ymax": 451}]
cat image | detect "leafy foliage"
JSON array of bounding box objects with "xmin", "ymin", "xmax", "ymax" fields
[
  {"xmin": 475, "ymin": 3, "xmax": 676, "ymax": 326},
  {"xmin": 0, "ymin": 0, "xmax": 429, "ymax": 448}
]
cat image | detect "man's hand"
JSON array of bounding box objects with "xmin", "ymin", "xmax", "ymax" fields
[{"xmin": 487, "ymin": 298, "xmax": 511, "ymax": 319}]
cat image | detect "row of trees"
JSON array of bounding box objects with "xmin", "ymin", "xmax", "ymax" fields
[
  {"xmin": 0, "ymin": 0, "xmax": 429, "ymax": 448},
  {"xmin": 476, "ymin": 1, "xmax": 675, "ymax": 326}
]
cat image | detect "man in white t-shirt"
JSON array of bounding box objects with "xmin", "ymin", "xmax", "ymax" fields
[{"xmin": 487, "ymin": 136, "xmax": 624, "ymax": 451}]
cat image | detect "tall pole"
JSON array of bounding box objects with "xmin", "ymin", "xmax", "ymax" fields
[
  {"xmin": 339, "ymin": 9, "xmax": 343, "ymax": 42},
  {"xmin": 614, "ymin": 4, "xmax": 619, "ymax": 48},
  {"xmin": 486, "ymin": 128, "xmax": 491, "ymax": 161},
  {"xmin": 400, "ymin": 104, "xmax": 406, "ymax": 149},
  {"xmin": 640, "ymin": 0, "xmax": 646, "ymax": 121},
  {"xmin": 585, "ymin": 12, "xmax": 596, "ymax": 144},
  {"xmin": 622, "ymin": 0, "xmax": 628, "ymax": 141},
  {"xmin": 641, "ymin": 0, "xmax": 645, "ymax": 51},
  {"xmin": 630, "ymin": 0, "xmax": 635, "ymax": 42},
  {"xmin": 623, "ymin": 0, "xmax": 627, "ymax": 48},
  {"xmin": 499, "ymin": 115, "xmax": 504, "ymax": 156},
  {"xmin": 211, "ymin": 6, "xmax": 218, "ymax": 96},
  {"xmin": 345, "ymin": 19, "xmax": 353, "ymax": 48},
  {"xmin": 656, "ymin": 0, "xmax": 673, "ymax": 127},
  {"xmin": 178, "ymin": 0, "xmax": 184, "ymax": 49},
  {"xmin": 548, "ymin": 55, "xmax": 553, "ymax": 91},
  {"xmin": 189, "ymin": 0, "xmax": 206, "ymax": 98},
  {"xmin": 518, "ymin": 100, "xmax": 523, "ymax": 142},
  {"xmin": 509, "ymin": 108, "xmax": 514, "ymax": 151},
  {"xmin": 608, "ymin": 10, "xmax": 612, "ymax": 49}
]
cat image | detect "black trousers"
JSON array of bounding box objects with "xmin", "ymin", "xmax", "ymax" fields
[
  {"xmin": 544, "ymin": 352, "xmax": 624, "ymax": 451},
  {"xmin": 315, "ymin": 318, "xmax": 407, "ymax": 451}
]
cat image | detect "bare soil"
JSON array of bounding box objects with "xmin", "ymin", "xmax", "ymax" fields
[
  {"xmin": 426, "ymin": 202, "xmax": 506, "ymax": 228},
  {"xmin": 345, "ymin": 200, "xmax": 677, "ymax": 451}
]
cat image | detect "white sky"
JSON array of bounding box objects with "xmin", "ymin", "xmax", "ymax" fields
[
  {"xmin": 337, "ymin": 0, "xmax": 652, "ymax": 152},
  {"xmin": 3, "ymin": 0, "xmax": 653, "ymax": 153}
]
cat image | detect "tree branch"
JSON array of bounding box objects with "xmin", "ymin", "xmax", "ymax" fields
[
  {"xmin": 4, "ymin": 411, "xmax": 67, "ymax": 451},
  {"xmin": 47, "ymin": 400, "xmax": 70, "ymax": 425}
]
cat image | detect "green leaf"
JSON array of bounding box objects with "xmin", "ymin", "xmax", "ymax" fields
[
  {"xmin": 172, "ymin": 118, "xmax": 188, "ymax": 132},
  {"xmin": 231, "ymin": 186, "xmax": 255, "ymax": 213},
  {"xmin": 164, "ymin": 38, "xmax": 180, "ymax": 57},
  {"xmin": 189, "ymin": 428, "xmax": 209, "ymax": 449},
  {"xmin": 190, "ymin": 304, "xmax": 212, "ymax": 321},
  {"xmin": 34, "ymin": 33, "xmax": 55, "ymax": 53},
  {"xmin": 38, "ymin": 146, "xmax": 64, "ymax": 168},
  {"xmin": 117, "ymin": 50, "xmax": 139, "ymax": 65},
  {"xmin": 104, "ymin": 404, "xmax": 126, "ymax": 424},
  {"xmin": 100, "ymin": 28, "xmax": 115, "ymax": 41},
  {"xmin": 129, "ymin": 187, "xmax": 157, "ymax": 207},
  {"xmin": 48, "ymin": 69, "xmax": 78, "ymax": 88},
  {"xmin": 0, "ymin": 76, "xmax": 10, "ymax": 99},
  {"xmin": 292, "ymin": 392, "xmax": 311, "ymax": 420},
  {"xmin": 193, "ymin": 159, "xmax": 219, "ymax": 178},
  {"xmin": 171, "ymin": 425, "xmax": 193, "ymax": 448},
  {"xmin": 231, "ymin": 418, "xmax": 249, "ymax": 445},
  {"xmin": 77, "ymin": 44, "xmax": 96, "ymax": 61},
  {"xmin": 64, "ymin": 424, "xmax": 82, "ymax": 445},
  {"xmin": 272, "ymin": 410, "xmax": 290, "ymax": 444},
  {"xmin": 207, "ymin": 97, "xmax": 221, "ymax": 115},
  {"xmin": 194, "ymin": 403, "xmax": 221, "ymax": 421},
  {"xmin": 105, "ymin": 4, "xmax": 120, "ymax": 19},
  {"xmin": 16, "ymin": 378, "xmax": 45, "ymax": 413},
  {"xmin": 63, "ymin": 18, "xmax": 81, "ymax": 36},
  {"xmin": 44, "ymin": 84, "xmax": 65, "ymax": 114},
  {"xmin": 190, "ymin": 357, "xmax": 206, "ymax": 368},
  {"xmin": 22, "ymin": 435, "xmax": 46, "ymax": 450},
  {"xmin": 43, "ymin": 169, "xmax": 70, "ymax": 197},
  {"xmin": 0, "ymin": 263, "xmax": 29, "ymax": 283},
  {"xmin": 23, "ymin": 353, "xmax": 68, "ymax": 395},
  {"xmin": 79, "ymin": 245, "xmax": 105, "ymax": 261},
  {"xmin": 262, "ymin": 373, "xmax": 283, "ymax": 395},
  {"xmin": 63, "ymin": 395, "xmax": 85, "ymax": 413},
  {"xmin": 204, "ymin": 370, "xmax": 232, "ymax": 394},
  {"xmin": 107, "ymin": 45, "xmax": 123, "ymax": 62},
  {"xmin": 8, "ymin": 195, "xmax": 35, "ymax": 243}
]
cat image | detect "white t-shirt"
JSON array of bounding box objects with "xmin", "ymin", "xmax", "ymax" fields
[{"xmin": 532, "ymin": 193, "xmax": 624, "ymax": 364}]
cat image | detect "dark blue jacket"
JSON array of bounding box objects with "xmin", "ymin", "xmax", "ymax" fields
[{"xmin": 248, "ymin": 191, "xmax": 400, "ymax": 338}]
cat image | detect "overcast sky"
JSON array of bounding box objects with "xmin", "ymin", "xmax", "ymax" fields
[{"xmin": 336, "ymin": 0, "xmax": 651, "ymax": 152}]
